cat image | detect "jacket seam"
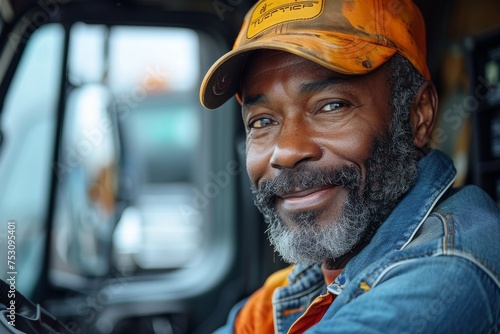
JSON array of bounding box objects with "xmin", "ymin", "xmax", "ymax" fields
[
  {"xmin": 368, "ymin": 250, "xmax": 500, "ymax": 291},
  {"xmin": 400, "ymin": 175, "xmax": 456, "ymax": 250},
  {"xmin": 273, "ymin": 280, "xmax": 325, "ymax": 303},
  {"xmin": 431, "ymin": 209, "xmax": 455, "ymax": 252},
  {"xmin": 440, "ymin": 250, "xmax": 500, "ymax": 290}
]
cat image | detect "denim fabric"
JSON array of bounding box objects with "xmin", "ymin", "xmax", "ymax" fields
[{"xmin": 215, "ymin": 150, "xmax": 500, "ymax": 333}]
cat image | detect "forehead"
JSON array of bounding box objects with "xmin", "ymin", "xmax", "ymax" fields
[
  {"xmin": 240, "ymin": 50, "xmax": 389, "ymax": 100},
  {"xmin": 242, "ymin": 50, "xmax": 337, "ymax": 83}
]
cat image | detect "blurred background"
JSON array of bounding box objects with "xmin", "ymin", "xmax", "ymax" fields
[{"xmin": 0, "ymin": 0, "xmax": 499, "ymax": 333}]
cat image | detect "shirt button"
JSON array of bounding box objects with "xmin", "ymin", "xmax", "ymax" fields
[{"xmin": 331, "ymin": 284, "xmax": 342, "ymax": 294}]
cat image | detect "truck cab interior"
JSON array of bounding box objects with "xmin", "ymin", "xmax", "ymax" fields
[{"xmin": 0, "ymin": 0, "xmax": 499, "ymax": 333}]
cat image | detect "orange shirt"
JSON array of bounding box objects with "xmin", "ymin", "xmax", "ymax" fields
[
  {"xmin": 234, "ymin": 266, "xmax": 342, "ymax": 333},
  {"xmin": 234, "ymin": 266, "xmax": 293, "ymax": 333}
]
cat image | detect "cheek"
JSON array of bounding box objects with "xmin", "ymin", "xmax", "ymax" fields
[
  {"xmin": 319, "ymin": 127, "xmax": 376, "ymax": 165},
  {"xmin": 341, "ymin": 131, "xmax": 374, "ymax": 160},
  {"xmin": 245, "ymin": 144, "xmax": 271, "ymax": 186}
]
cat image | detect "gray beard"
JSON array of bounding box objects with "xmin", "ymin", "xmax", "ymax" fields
[{"xmin": 250, "ymin": 114, "xmax": 418, "ymax": 265}]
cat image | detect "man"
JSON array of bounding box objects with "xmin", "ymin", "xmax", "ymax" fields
[{"xmin": 199, "ymin": 0, "xmax": 500, "ymax": 333}]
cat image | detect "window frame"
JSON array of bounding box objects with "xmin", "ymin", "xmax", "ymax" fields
[{"xmin": 0, "ymin": 2, "xmax": 249, "ymax": 332}]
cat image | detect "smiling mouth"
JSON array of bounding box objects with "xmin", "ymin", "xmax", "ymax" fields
[{"xmin": 278, "ymin": 185, "xmax": 341, "ymax": 212}]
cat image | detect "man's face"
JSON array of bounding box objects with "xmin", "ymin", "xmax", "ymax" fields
[{"xmin": 241, "ymin": 51, "xmax": 418, "ymax": 265}]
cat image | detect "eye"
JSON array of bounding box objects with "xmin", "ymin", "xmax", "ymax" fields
[
  {"xmin": 248, "ymin": 117, "xmax": 277, "ymax": 129},
  {"xmin": 321, "ymin": 101, "xmax": 348, "ymax": 113}
]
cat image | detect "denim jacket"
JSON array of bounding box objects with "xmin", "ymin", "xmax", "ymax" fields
[{"xmin": 217, "ymin": 149, "xmax": 500, "ymax": 333}]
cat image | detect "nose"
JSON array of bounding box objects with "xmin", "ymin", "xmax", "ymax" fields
[{"xmin": 269, "ymin": 118, "xmax": 322, "ymax": 169}]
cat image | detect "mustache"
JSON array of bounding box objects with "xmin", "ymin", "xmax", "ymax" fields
[{"xmin": 252, "ymin": 165, "xmax": 363, "ymax": 207}]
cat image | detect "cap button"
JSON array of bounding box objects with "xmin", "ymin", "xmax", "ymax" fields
[{"xmin": 362, "ymin": 59, "xmax": 374, "ymax": 69}]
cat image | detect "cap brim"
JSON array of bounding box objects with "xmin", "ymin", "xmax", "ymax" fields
[{"xmin": 200, "ymin": 35, "xmax": 397, "ymax": 110}]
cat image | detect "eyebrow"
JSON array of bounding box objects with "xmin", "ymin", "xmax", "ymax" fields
[
  {"xmin": 242, "ymin": 93, "xmax": 268, "ymax": 116},
  {"xmin": 299, "ymin": 77, "xmax": 346, "ymax": 95}
]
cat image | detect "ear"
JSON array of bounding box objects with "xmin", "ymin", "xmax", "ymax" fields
[{"xmin": 410, "ymin": 81, "xmax": 438, "ymax": 148}]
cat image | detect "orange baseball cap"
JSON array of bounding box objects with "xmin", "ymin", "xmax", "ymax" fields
[{"xmin": 200, "ymin": 0, "xmax": 430, "ymax": 110}]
